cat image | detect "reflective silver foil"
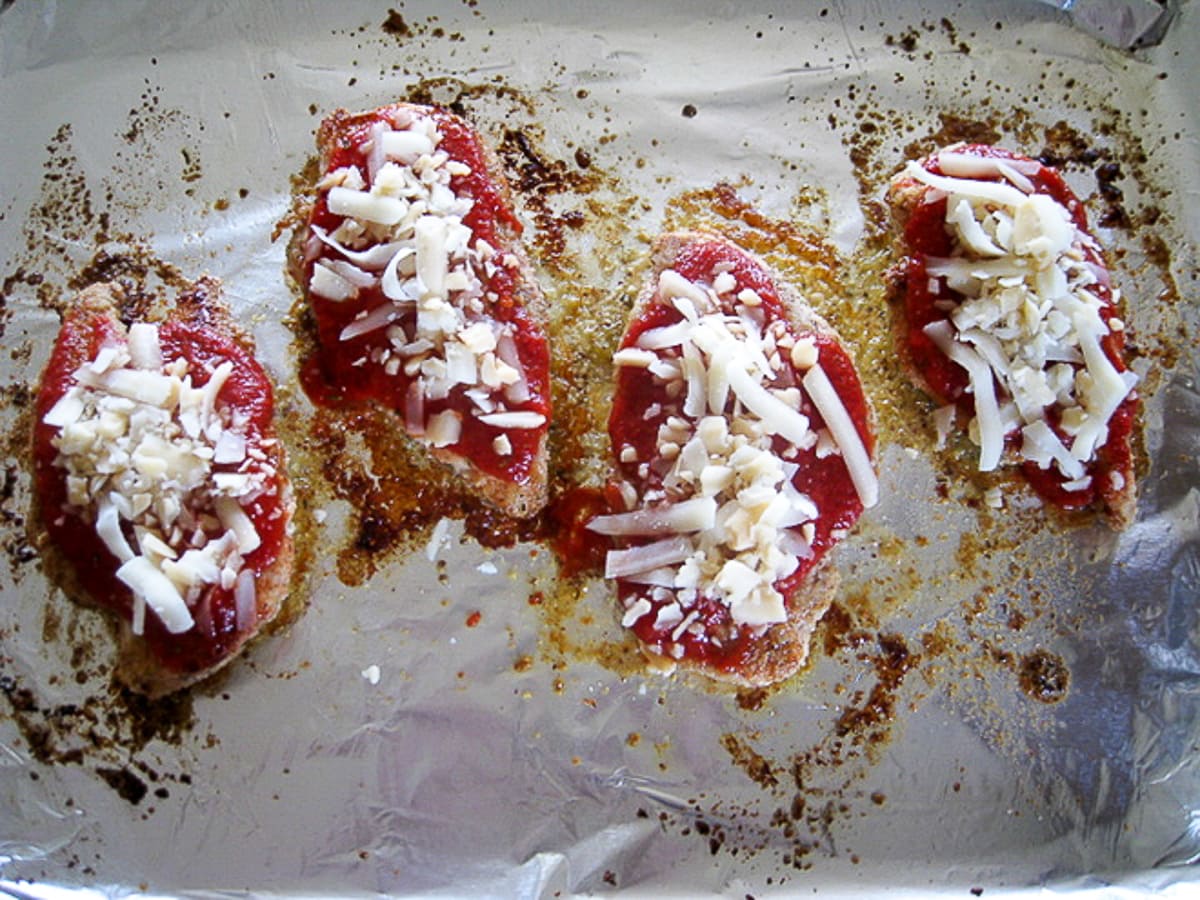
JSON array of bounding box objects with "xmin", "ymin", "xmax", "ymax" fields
[{"xmin": 1, "ymin": 2, "xmax": 1197, "ymax": 897}]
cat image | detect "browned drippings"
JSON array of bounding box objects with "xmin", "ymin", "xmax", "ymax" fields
[
  {"xmin": 721, "ymin": 733, "xmax": 779, "ymax": 789},
  {"xmin": 736, "ymin": 687, "xmax": 769, "ymax": 712},
  {"xmin": 1018, "ymin": 649, "xmax": 1070, "ymax": 704}
]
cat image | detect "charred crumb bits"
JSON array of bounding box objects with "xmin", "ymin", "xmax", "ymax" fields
[
  {"xmin": 96, "ymin": 766, "xmax": 148, "ymax": 805},
  {"xmin": 382, "ymin": 10, "xmax": 412, "ymax": 37},
  {"xmin": 736, "ymin": 687, "xmax": 769, "ymax": 711},
  {"xmin": 681, "ymin": 104, "xmax": 698, "ymax": 118}
]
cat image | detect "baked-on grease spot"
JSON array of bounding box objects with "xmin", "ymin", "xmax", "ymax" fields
[
  {"xmin": 835, "ymin": 633, "xmax": 919, "ymax": 740},
  {"xmin": 382, "ymin": 9, "xmax": 411, "ymax": 37},
  {"xmin": 377, "ymin": 10, "xmax": 464, "ymax": 46},
  {"xmin": 0, "ymin": 670, "xmax": 196, "ymax": 803},
  {"xmin": 0, "ymin": 461, "xmax": 36, "ymax": 570},
  {"xmin": 736, "ymin": 687, "xmax": 769, "ymax": 711},
  {"xmin": 96, "ymin": 766, "xmax": 148, "ymax": 805},
  {"xmin": 721, "ymin": 733, "xmax": 778, "ymax": 788},
  {"xmin": 885, "ymin": 28, "xmax": 920, "ymax": 53},
  {"xmin": 1018, "ymin": 649, "xmax": 1070, "ymax": 703}
]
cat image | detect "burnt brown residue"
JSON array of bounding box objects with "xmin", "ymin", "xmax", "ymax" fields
[
  {"xmin": 1, "ymin": 672, "xmax": 196, "ymax": 762},
  {"xmin": 885, "ymin": 28, "xmax": 921, "ymax": 54},
  {"xmin": 664, "ymin": 600, "xmax": 946, "ymax": 870},
  {"xmin": 373, "ymin": 9, "xmax": 465, "ymax": 45},
  {"xmin": 496, "ymin": 126, "xmax": 595, "ymax": 264},
  {"xmin": 3, "ymin": 84, "xmax": 205, "ymax": 323},
  {"xmin": 1018, "ymin": 649, "xmax": 1070, "ymax": 704},
  {"xmin": 298, "ymin": 400, "xmax": 545, "ymax": 585},
  {"xmin": 736, "ymin": 687, "xmax": 769, "ymax": 712},
  {"xmin": 905, "ymin": 113, "xmax": 1004, "ymax": 167},
  {"xmin": 1, "ymin": 461, "xmax": 37, "ymax": 572},
  {"xmin": 37, "ymin": 125, "xmax": 102, "ymax": 253},
  {"xmin": 180, "ymin": 147, "xmax": 202, "ymax": 184},
  {"xmin": 1094, "ymin": 161, "xmax": 1130, "ymax": 229},
  {"xmin": 405, "ymin": 78, "xmax": 535, "ymax": 121},
  {"xmin": 834, "ymin": 634, "xmax": 920, "ymax": 742},
  {"xmin": 820, "ymin": 601, "xmax": 873, "ymax": 658},
  {"xmin": 0, "ymin": 669, "xmax": 196, "ymax": 804},
  {"xmin": 697, "ymin": 182, "xmax": 839, "ymax": 278},
  {"xmin": 0, "ymin": 271, "xmax": 34, "ymax": 341},
  {"xmin": 1038, "ymin": 120, "xmax": 1134, "ymax": 230},
  {"xmin": 113, "ymin": 80, "xmax": 203, "ymax": 202},
  {"xmin": 66, "ymin": 246, "xmax": 188, "ymax": 321},
  {"xmin": 382, "ymin": 9, "xmax": 412, "ymax": 37},
  {"xmin": 721, "ymin": 733, "xmax": 779, "ymax": 789},
  {"xmin": 96, "ymin": 766, "xmax": 148, "ymax": 805},
  {"xmin": 1038, "ymin": 119, "xmax": 1103, "ymax": 170}
]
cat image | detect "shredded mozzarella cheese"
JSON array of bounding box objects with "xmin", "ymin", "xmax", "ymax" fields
[
  {"xmin": 596, "ymin": 263, "xmax": 875, "ymax": 641},
  {"xmin": 308, "ymin": 108, "xmax": 541, "ymax": 453},
  {"xmin": 45, "ymin": 327, "xmax": 272, "ymax": 636},
  {"xmin": 915, "ymin": 150, "xmax": 1137, "ymax": 481}
]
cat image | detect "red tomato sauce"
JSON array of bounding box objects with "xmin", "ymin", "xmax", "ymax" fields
[
  {"xmin": 545, "ymin": 485, "xmax": 615, "ymax": 580},
  {"xmin": 606, "ymin": 241, "xmax": 873, "ymax": 674},
  {"xmin": 33, "ymin": 304, "xmax": 289, "ymax": 678},
  {"xmin": 899, "ymin": 144, "xmax": 1135, "ymax": 511},
  {"xmin": 303, "ymin": 106, "xmax": 551, "ymax": 487}
]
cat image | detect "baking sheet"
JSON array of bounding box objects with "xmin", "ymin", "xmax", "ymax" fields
[{"xmin": 0, "ymin": 1, "xmax": 1198, "ymax": 896}]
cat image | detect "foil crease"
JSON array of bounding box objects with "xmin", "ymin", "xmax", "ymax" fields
[{"xmin": 1038, "ymin": 0, "xmax": 1178, "ymax": 47}]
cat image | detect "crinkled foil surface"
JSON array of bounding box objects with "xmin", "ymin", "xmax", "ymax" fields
[{"xmin": 1, "ymin": 2, "xmax": 1198, "ymax": 897}]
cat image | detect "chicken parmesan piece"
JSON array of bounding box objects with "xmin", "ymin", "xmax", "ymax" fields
[
  {"xmin": 32, "ymin": 281, "xmax": 294, "ymax": 697},
  {"xmin": 291, "ymin": 102, "xmax": 551, "ymax": 518},
  {"xmin": 887, "ymin": 144, "xmax": 1138, "ymax": 526},
  {"xmin": 589, "ymin": 232, "xmax": 877, "ymax": 687}
]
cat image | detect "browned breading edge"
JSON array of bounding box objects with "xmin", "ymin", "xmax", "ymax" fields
[
  {"xmin": 34, "ymin": 281, "xmax": 295, "ymax": 698},
  {"xmin": 291, "ymin": 103, "xmax": 550, "ymax": 520},
  {"xmin": 618, "ymin": 230, "xmax": 874, "ymax": 688}
]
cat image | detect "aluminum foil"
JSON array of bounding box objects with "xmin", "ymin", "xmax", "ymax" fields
[
  {"xmin": 1037, "ymin": 0, "xmax": 1178, "ymax": 47},
  {"xmin": 1, "ymin": 1, "xmax": 1198, "ymax": 897}
]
